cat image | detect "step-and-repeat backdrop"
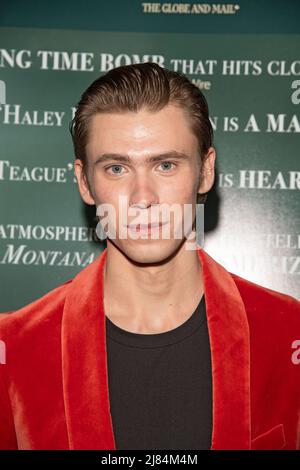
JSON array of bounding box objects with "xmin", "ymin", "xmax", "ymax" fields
[{"xmin": 0, "ymin": 0, "xmax": 299, "ymax": 310}]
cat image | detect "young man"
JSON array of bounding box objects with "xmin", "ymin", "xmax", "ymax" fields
[{"xmin": 0, "ymin": 63, "xmax": 299, "ymax": 451}]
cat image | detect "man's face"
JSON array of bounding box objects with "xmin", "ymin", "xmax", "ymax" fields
[{"xmin": 75, "ymin": 103, "xmax": 215, "ymax": 264}]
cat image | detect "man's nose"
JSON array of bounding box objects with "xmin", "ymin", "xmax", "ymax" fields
[{"xmin": 129, "ymin": 175, "xmax": 159, "ymax": 209}]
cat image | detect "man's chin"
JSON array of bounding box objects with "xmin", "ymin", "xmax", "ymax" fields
[{"xmin": 113, "ymin": 238, "xmax": 186, "ymax": 266}]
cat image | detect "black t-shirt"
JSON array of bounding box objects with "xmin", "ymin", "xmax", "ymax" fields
[{"xmin": 105, "ymin": 293, "xmax": 213, "ymax": 450}]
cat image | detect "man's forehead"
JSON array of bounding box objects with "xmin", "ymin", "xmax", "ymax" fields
[{"xmin": 86, "ymin": 107, "xmax": 199, "ymax": 160}]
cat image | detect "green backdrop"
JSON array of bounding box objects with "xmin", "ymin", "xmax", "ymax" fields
[{"xmin": 0, "ymin": 0, "xmax": 299, "ymax": 310}]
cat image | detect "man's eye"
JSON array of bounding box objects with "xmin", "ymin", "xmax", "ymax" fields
[
  {"xmin": 106, "ymin": 165, "xmax": 124, "ymax": 175},
  {"xmin": 159, "ymin": 162, "xmax": 176, "ymax": 172},
  {"xmin": 105, "ymin": 162, "xmax": 176, "ymax": 175}
]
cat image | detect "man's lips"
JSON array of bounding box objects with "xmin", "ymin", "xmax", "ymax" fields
[{"xmin": 126, "ymin": 221, "xmax": 168, "ymax": 229}]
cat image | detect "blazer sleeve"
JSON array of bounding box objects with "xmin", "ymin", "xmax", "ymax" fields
[{"xmin": 0, "ymin": 366, "xmax": 18, "ymax": 449}]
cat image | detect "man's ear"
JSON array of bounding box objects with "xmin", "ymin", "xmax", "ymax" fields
[
  {"xmin": 197, "ymin": 147, "xmax": 216, "ymax": 196},
  {"xmin": 74, "ymin": 159, "xmax": 95, "ymax": 205}
]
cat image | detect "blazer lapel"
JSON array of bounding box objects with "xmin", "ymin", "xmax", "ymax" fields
[
  {"xmin": 62, "ymin": 246, "xmax": 251, "ymax": 450},
  {"xmin": 197, "ymin": 247, "xmax": 251, "ymax": 449},
  {"xmin": 61, "ymin": 247, "xmax": 116, "ymax": 450}
]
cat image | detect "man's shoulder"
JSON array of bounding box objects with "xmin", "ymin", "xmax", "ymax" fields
[
  {"xmin": 0, "ymin": 250, "xmax": 105, "ymax": 336},
  {"xmin": 0, "ymin": 278, "xmax": 73, "ymax": 336},
  {"xmin": 229, "ymin": 271, "xmax": 300, "ymax": 322},
  {"xmin": 228, "ymin": 272, "xmax": 300, "ymax": 387}
]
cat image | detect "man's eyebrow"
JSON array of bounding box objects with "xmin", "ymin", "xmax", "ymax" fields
[{"xmin": 93, "ymin": 151, "xmax": 191, "ymax": 165}]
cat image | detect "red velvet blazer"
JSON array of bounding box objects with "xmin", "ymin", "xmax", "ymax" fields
[{"xmin": 0, "ymin": 246, "xmax": 299, "ymax": 450}]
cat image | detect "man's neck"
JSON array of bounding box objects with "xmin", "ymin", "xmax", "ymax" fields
[{"xmin": 103, "ymin": 241, "xmax": 204, "ymax": 334}]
